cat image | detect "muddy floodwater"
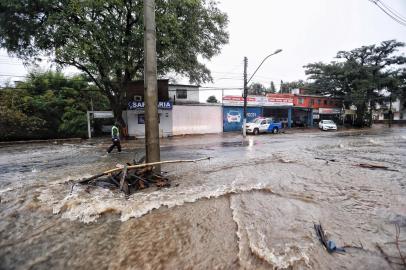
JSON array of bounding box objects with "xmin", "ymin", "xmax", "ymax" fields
[{"xmin": 1, "ymin": 126, "xmax": 405, "ymax": 269}]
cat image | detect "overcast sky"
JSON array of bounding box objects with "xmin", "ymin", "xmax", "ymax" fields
[
  {"xmin": 1, "ymin": 0, "xmax": 405, "ymax": 102},
  {"xmin": 199, "ymin": 0, "xmax": 406, "ymax": 101}
]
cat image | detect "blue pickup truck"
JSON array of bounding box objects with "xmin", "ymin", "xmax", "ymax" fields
[{"xmin": 245, "ymin": 117, "xmax": 282, "ymax": 135}]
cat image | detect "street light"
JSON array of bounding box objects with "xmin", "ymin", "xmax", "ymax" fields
[{"xmin": 242, "ymin": 49, "xmax": 282, "ymax": 138}]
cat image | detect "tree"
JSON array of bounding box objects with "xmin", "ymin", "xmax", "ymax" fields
[
  {"xmin": 206, "ymin": 95, "xmax": 218, "ymax": 103},
  {"xmin": 248, "ymin": 82, "xmax": 266, "ymax": 95},
  {"xmin": 269, "ymin": 81, "xmax": 276, "ymax": 93},
  {"xmin": 281, "ymin": 80, "xmax": 307, "ymax": 93},
  {"xmin": 0, "ymin": 0, "xmax": 229, "ymax": 126},
  {"xmin": 0, "ymin": 71, "xmax": 109, "ymax": 140},
  {"xmin": 280, "ymin": 80, "xmax": 285, "ymax": 93},
  {"xmin": 305, "ymin": 40, "xmax": 406, "ymax": 126}
]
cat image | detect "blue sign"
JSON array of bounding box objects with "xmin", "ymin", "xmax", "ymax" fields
[
  {"xmin": 128, "ymin": 101, "xmax": 172, "ymax": 110},
  {"xmin": 223, "ymin": 106, "xmax": 262, "ymax": 132}
]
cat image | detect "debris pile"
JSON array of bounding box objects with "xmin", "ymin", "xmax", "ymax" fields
[
  {"xmin": 376, "ymin": 224, "xmax": 406, "ymax": 268},
  {"xmin": 76, "ymin": 157, "xmax": 210, "ymax": 195}
]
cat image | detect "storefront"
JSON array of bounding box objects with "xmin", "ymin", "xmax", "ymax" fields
[
  {"xmin": 126, "ymin": 101, "xmax": 173, "ymax": 137},
  {"xmin": 317, "ymin": 108, "xmax": 342, "ymax": 123},
  {"xmin": 223, "ymin": 106, "xmax": 262, "ymax": 132},
  {"xmin": 262, "ymin": 94, "xmax": 293, "ymax": 128},
  {"xmin": 222, "ymin": 95, "xmax": 293, "ymax": 131},
  {"xmin": 292, "ymin": 107, "xmax": 313, "ymax": 127}
]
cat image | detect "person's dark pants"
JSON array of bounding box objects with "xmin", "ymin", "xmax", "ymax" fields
[{"xmin": 107, "ymin": 138, "xmax": 121, "ymax": 153}]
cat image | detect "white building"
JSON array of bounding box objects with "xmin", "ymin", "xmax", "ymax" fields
[
  {"xmin": 168, "ymin": 84, "xmax": 200, "ymax": 104},
  {"xmin": 374, "ymin": 98, "xmax": 405, "ymax": 121},
  {"xmin": 124, "ymin": 104, "xmax": 223, "ymax": 138}
]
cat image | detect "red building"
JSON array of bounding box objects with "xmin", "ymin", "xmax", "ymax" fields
[
  {"xmin": 293, "ymin": 94, "xmax": 343, "ymax": 123},
  {"xmin": 293, "ymin": 94, "xmax": 342, "ymax": 109}
]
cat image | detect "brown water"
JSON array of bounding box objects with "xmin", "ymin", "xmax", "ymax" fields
[{"xmin": 1, "ymin": 127, "xmax": 405, "ymax": 269}]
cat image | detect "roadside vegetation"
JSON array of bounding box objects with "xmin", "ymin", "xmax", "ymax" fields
[
  {"xmin": 0, "ymin": 71, "xmax": 109, "ymax": 141},
  {"xmin": 304, "ymin": 40, "xmax": 406, "ymax": 127},
  {"xmin": 0, "ymin": 0, "xmax": 229, "ymax": 126}
]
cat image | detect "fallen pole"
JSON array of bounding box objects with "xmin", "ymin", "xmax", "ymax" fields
[{"xmin": 77, "ymin": 157, "xmax": 211, "ymax": 184}]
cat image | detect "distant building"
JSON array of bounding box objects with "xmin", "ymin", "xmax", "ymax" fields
[
  {"xmin": 168, "ymin": 84, "xmax": 200, "ymax": 104},
  {"xmin": 293, "ymin": 94, "xmax": 343, "ymax": 124},
  {"xmin": 374, "ymin": 98, "xmax": 406, "ymax": 121}
]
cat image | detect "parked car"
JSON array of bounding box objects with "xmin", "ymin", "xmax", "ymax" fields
[
  {"xmin": 319, "ymin": 120, "xmax": 337, "ymax": 131},
  {"xmin": 245, "ymin": 117, "xmax": 282, "ymax": 135},
  {"xmin": 227, "ymin": 110, "xmax": 241, "ymax": 123}
]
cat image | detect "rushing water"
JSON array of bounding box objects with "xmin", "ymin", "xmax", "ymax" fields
[{"xmin": 1, "ymin": 126, "xmax": 405, "ymax": 269}]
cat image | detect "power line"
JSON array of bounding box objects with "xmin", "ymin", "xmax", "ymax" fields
[
  {"xmin": 378, "ymin": 0, "xmax": 406, "ymax": 22},
  {"xmin": 369, "ymin": 0, "xmax": 406, "ymax": 27}
]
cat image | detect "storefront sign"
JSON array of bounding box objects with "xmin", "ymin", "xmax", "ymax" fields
[
  {"xmin": 222, "ymin": 95, "xmax": 293, "ymax": 107},
  {"xmin": 266, "ymin": 96, "xmax": 294, "ymax": 106},
  {"xmin": 223, "ymin": 106, "xmax": 262, "ymax": 132},
  {"xmin": 92, "ymin": 111, "xmax": 114, "ymax": 118},
  {"xmin": 128, "ymin": 101, "xmax": 172, "ymax": 110},
  {"xmin": 319, "ymin": 108, "xmax": 342, "ymax": 114}
]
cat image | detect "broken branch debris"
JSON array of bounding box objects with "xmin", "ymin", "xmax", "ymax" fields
[
  {"xmin": 314, "ymin": 223, "xmax": 346, "ymax": 253},
  {"xmin": 76, "ymin": 157, "xmax": 211, "ymax": 195},
  {"xmin": 376, "ymin": 224, "xmax": 406, "ymax": 268},
  {"xmin": 356, "ymin": 163, "xmax": 399, "ymax": 172}
]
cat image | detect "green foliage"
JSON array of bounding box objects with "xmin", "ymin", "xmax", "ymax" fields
[
  {"xmin": 280, "ymin": 80, "xmax": 307, "ymax": 93},
  {"xmin": 0, "ymin": 71, "xmax": 110, "ymax": 140},
  {"xmin": 59, "ymin": 108, "xmax": 88, "ymax": 138},
  {"xmin": 269, "ymin": 81, "xmax": 276, "ymax": 93},
  {"xmin": 248, "ymin": 83, "xmax": 266, "ymax": 95},
  {"xmin": 206, "ymin": 95, "xmax": 218, "ymax": 103},
  {"xmin": 304, "ymin": 40, "xmax": 406, "ymax": 126},
  {"xmin": 0, "ymin": 0, "xmax": 229, "ymax": 124},
  {"xmin": 0, "ymin": 105, "xmax": 47, "ymax": 140}
]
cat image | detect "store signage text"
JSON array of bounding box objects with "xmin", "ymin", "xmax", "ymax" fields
[
  {"xmin": 128, "ymin": 101, "xmax": 172, "ymax": 110},
  {"xmin": 222, "ymin": 96, "xmax": 293, "ymax": 106}
]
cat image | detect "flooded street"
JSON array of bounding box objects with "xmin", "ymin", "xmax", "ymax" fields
[{"xmin": 1, "ymin": 126, "xmax": 405, "ymax": 269}]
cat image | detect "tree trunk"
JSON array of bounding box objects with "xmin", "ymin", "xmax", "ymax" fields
[
  {"xmin": 109, "ymin": 96, "xmax": 128, "ymax": 137},
  {"xmin": 355, "ymin": 103, "xmax": 366, "ymax": 127}
]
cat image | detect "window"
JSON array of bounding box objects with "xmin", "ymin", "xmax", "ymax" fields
[
  {"xmin": 298, "ymin": 98, "xmax": 304, "ymax": 105},
  {"xmin": 138, "ymin": 114, "xmax": 160, "ymax": 124},
  {"xmin": 176, "ymin": 89, "xmax": 187, "ymax": 99},
  {"xmin": 317, "ymin": 99, "xmax": 321, "ymax": 105},
  {"xmin": 261, "ymin": 120, "xmax": 266, "ymax": 125},
  {"xmin": 310, "ymin": 99, "xmax": 314, "ymax": 105},
  {"xmin": 324, "ymin": 100, "xmax": 328, "ymax": 105}
]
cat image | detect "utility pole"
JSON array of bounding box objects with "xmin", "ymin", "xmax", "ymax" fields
[
  {"xmin": 243, "ymin": 57, "xmax": 248, "ymax": 138},
  {"xmin": 242, "ymin": 49, "xmax": 282, "ymax": 138},
  {"xmin": 389, "ymin": 93, "xmax": 392, "ymax": 128},
  {"xmin": 144, "ymin": 0, "xmax": 160, "ymax": 170}
]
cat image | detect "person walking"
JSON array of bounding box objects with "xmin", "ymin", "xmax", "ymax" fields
[{"xmin": 107, "ymin": 123, "xmax": 122, "ymax": 153}]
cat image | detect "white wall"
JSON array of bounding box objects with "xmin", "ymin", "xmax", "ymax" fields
[
  {"xmin": 172, "ymin": 105, "xmax": 223, "ymax": 135},
  {"xmin": 126, "ymin": 109, "xmax": 173, "ymax": 138}
]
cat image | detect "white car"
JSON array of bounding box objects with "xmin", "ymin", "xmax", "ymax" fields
[
  {"xmin": 319, "ymin": 120, "xmax": 337, "ymax": 131},
  {"xmin": 227, "ymin": 111, "xmax": 241, "ymax": 123}
]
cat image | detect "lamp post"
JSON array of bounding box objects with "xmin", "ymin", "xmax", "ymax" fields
[{"xmin": 242, "ymin": 49, "xmax": 282, "ymax": 138}]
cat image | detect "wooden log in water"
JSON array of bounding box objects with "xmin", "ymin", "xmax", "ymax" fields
[
  {"xmin": 120, "ymin": 165, "xmax": 129, "ymax": 195},
  {"xmin": 77, "ymin": 157, "xmax": 210, "ymax": 184}
]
